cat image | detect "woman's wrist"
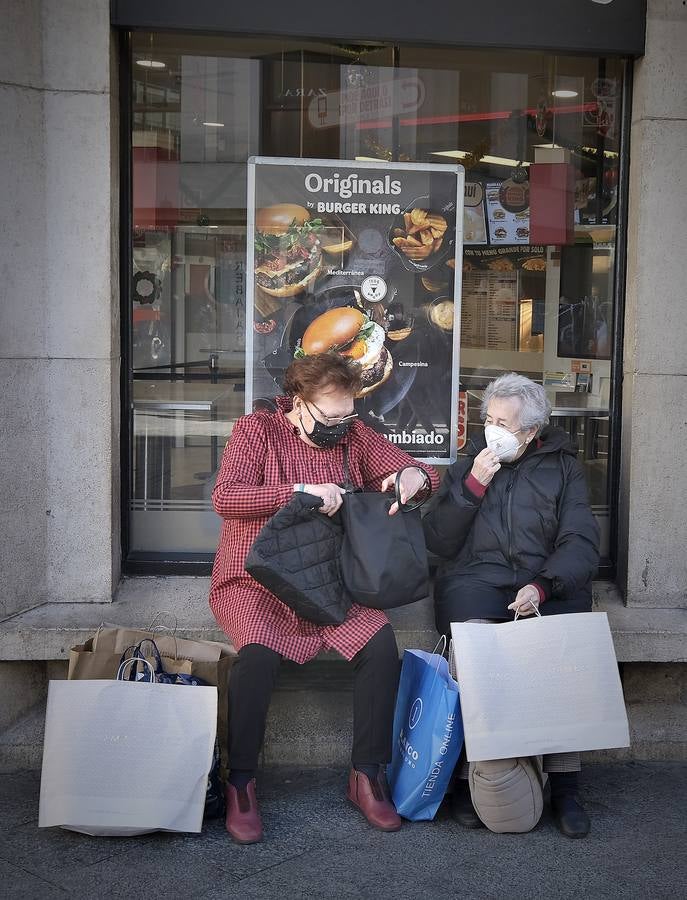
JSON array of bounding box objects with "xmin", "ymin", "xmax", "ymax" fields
[
  {"xmin": 464, "ymin": 471, "xmax": 488, "ymax": 499},
  {"xmin": 531, "ymin": 577, "xmax": 551, "ymax": 603},
  {"xmin": 413, "ymin": 466, "xmax": 431, "ymax": 495}
]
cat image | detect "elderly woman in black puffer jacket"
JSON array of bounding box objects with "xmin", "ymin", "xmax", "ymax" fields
[{"xmin": 423, "ymin": 372, "xmax": 600, "ymax": 839}]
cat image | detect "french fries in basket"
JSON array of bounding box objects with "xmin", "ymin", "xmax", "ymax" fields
[{"xmin": 393, "ymin": 208, "xmax": 447, "ymax": 261}]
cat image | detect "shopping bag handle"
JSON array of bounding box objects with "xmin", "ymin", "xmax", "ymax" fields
[
  {"xmin": 394, "ymin": 466, "xmax": 431, "ymax": 513},
  {"xmin": 448, "ymin": 639, "xmax": 458, "ymax": 684},
  {"xmin": 426, "ymin": 635, "xmax": 456, "ymax": 691},
  {"xmin": 431, "ymin": 635, "xmax": 447, "ymax": 658},
  {"xmin": 147, "ymin": 610, "xmax": 179, "ymax": 636},
  {"xmin": 514, "ymin": 601, "xmax": 542, "ymax": 621},
  {"xmin": 116, "ymin": 656, "xmax": 156, "ymax": 682},
  {"xmin": 342, "ymin": 445, "xmax": 429, "ymax": 511}
]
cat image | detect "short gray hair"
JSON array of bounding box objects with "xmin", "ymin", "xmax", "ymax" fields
[{"xmin": 480, "ymin": 373, "xmax": 551, "ymax": 430}]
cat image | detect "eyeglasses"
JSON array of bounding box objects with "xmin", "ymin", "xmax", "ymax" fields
[{"xmin": 303, "ymin": 400, "xmax": 358, "ymax": 427}]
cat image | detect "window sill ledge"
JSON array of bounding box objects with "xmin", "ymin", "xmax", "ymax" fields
[{"xmin": 1, "ymin": 577, "xmax": 685, "ymax": 663}]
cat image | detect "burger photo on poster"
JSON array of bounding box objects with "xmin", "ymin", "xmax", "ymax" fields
[
  {"xmin": 254, "ymin": 204, "xmax": 323, "ymax": 297},
  {"xmin": 294, "ymin": 306, "xmax": 393, "ymax": 398}
]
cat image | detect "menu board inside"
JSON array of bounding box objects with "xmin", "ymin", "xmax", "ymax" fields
[
  {"xmin": 461, "ymin": 271, "xmax": 518, "ymax": 351},
  {"xmin": 461, "ymin": 245, "xmax": 546, "ymax": 352},
  {"xmin": 485, "ymin": 178, "xmax": 531, "ymax": 245},
  {"xmin": 246, "ymin": 157, "xmax": 464, "ymax": 463}
]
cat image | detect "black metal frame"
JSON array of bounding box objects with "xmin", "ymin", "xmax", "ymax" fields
[
  {"xmin": 119, "ymin": 31, "xmax": 631, "ymax": 579},
  {"xmin": 111, "ymin": 0, "xmax": 647, "ymax": 57},
  {"xmin": 604, "ymin": 58, "xmax": 634, "ymax": 582}
]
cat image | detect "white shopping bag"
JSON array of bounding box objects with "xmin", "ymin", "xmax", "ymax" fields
[
  {"xmin": 451, "ymin": 612, "xmax": 630, "ymax": 761},
  {"xmin": 39, "ymin": 677, "xmax": 217, "ymax": 836}
]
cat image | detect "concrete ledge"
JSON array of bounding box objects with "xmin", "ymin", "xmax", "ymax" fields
[{"xmin": 0, "ymin": 576, "xmax": 686, "ymax": 663}]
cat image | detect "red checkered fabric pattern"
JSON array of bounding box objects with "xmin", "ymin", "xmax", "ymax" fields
[{"xmin": 209, "ymin": 397, "xmax": 440, "ymax": 664}]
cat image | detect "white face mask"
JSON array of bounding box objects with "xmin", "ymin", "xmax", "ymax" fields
[{"xmin": 484, "ymin": 424, "xmax": 525, "ymax": 462}]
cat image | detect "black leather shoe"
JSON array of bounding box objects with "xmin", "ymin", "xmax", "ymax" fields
[
  {"xmin": 451, "ymin": 788, "xmax": 485, "ymax": 829},
  {"xmin": 552, "ymin": 795, "xmax": 590, "ymax": 838}
]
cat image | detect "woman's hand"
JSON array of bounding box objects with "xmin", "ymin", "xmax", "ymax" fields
[
  {"xmin": 508, "ymin": 585, "xmax": 541, "ymax": 617},
  {"xmin": 302, "ymin": 483, "xmax": 345, "ymax": 517},
  {"xmin": 381, "ymin": 467, "xmax": 428, "ymax": 516},
  {"xmin": 470, "ymin": 448, "xmax": 501, "ymax": 486}
]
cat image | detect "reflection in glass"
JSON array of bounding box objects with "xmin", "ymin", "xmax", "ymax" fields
[{"xmin": 128, "ymin": 33, "xmax": 624, "ymax": 560}]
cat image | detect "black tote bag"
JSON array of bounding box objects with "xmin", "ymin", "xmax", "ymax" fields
[
  {"xmin": 244, "ymin": 492, "xmax": 351, "ymax": 626},
  {"xmin": 339, "ymin": 450, "xmax": 430, "ymax": 610}
]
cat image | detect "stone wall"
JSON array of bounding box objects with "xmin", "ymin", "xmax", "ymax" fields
[
  {"xmin": 620, "ymin": 0, "xmax": 687, "ymax": 608},
  {"xmin": 0, "ymin": 0, "xmax": 119, "ymax": 619}
]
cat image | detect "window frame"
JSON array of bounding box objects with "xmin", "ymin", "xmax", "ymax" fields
[{"xmin": 119, "ymin": 32, "xmax": 627, "ymax": 579}]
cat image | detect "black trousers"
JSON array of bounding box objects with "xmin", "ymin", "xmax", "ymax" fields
[{"xmin": 228, "ymin": 624, "xmax": 400, "ymax": 771}]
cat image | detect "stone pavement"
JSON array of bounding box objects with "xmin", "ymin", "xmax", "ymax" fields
[{"xmin": 1, "ymin": 763, "xmax": 686, "ymax": 899}]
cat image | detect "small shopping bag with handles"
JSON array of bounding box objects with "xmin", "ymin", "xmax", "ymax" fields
[{"xmin": 387, "ymin": 639, "xmax": 463, "ymax": 821}]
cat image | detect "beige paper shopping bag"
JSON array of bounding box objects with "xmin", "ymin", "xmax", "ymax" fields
[{"xmin": 68, "ymin": 638, "xmax": 192, "ymax": 680}]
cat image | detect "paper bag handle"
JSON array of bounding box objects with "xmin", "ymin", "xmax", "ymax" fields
[
  {"xmin": 116, "ymin": 657, "xmax": 156, "ymax": 683},
  {"xmin": 147, "ymin": 610, "xmax": 179, "ymax": 635},
  {"xmin": 431, "ymin": 635, "xmax": 447, "ymax": 658},
  {"xmin": 514, "ymin": 601, "xmax": 542, "ymax": 621}
]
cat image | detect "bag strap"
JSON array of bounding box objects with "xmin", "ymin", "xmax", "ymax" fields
[
  {"xmin": 134, "ymin": 638, "xmax": 165, "ymax": 675},
  {"xmin": 116, "ymin": 656, "xmax": 156, "ymax": 682},
  {"xmin": 394, "ymin": 466, "xmax": 431, "ymax": 513},
  {"xmin": 341, "ymin": 443, "xmax": 355, "ymax": 492},
  {"xmin": 343, "ymin": 444, "xmax": 430, "ymax": 511}
]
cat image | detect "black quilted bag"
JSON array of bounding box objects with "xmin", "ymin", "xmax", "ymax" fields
[{"xmin": 244, "ymin": 492, "xmax": 350, "ymax": 625}]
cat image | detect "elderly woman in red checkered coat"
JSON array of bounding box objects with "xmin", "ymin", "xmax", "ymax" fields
[{"xmin": 210, "ymin": 353, "xmax": 439, "ymax": 844}]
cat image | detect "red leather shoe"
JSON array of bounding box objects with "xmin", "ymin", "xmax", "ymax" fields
[
  {"xmin": 347, "ymin": 769, "xmax": 402, "ymax": 832},
  {"xmin": 225, "ymin": 779, "xmax": 263, "ymax": 844}
]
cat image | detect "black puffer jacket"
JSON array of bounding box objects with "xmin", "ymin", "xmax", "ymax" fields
[{"xmin": 424, "ymin": 426, "xmax": 600, "ymax": 627}]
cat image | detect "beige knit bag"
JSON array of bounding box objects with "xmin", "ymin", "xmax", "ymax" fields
[{"xmin": 468, "ymin": 756, "xmax": 545, "ymax": 833}]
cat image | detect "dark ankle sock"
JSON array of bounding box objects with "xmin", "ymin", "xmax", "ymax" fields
[
  {"xmin": 228, "ymin": 769, "xmax": 254, "ymax": 790},
  {"xmin": 454, "ymin": 777, "xmax": 471, "ymax": 797},
  {"xmin": 550, "ymin": 771, "xmax": 579, "ymax": 801},
  {"xmin": 354, "ymin": 764, "xmax": 381, "ymax": 782}
]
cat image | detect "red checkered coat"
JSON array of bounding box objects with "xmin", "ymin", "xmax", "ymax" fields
[{"xmin": 209, "ymin": 398, "xmax": 439, "ymax": 663}]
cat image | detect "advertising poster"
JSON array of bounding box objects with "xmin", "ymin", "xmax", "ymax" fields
[{"xmin": 246, "ymin": 157, "xmax": 464, "ymax": 463}]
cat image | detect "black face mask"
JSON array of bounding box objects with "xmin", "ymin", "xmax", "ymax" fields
[{"xmin": 299, "ymin": 413, "xmax": 352, "ymax": 449}]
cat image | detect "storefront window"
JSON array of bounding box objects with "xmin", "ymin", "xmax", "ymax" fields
[{"xmin": 127, "ymin": 32, "xmax": 625, "ymax": 564}]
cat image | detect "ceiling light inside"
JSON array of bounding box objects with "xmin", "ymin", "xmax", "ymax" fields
[
  {"xmin": 203, "ymin": 121, "xmax": 225, "ymax": 128},
  {"xmin": 136, "ymin": 59, "xmax": 166, "ymax": 69},
  {"xmin": 432, "ymin": 150, "xmax": 530, "ymax": 168},
  {"xmin": 552, "ymin": 89, "xmax": 578, "ymax": 99}
]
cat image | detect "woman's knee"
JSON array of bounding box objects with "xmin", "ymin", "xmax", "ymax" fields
[
  {"xmin": 353, "ymin": 624, "xmax": 399, "ymax": 670},
  {"xmin": 233, "ymin": 642, "xmax": 281, "ymax": 681}
]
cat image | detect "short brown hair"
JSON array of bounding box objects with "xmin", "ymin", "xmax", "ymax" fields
[{"xmin": 283, "ymin": 352, "xmax": 362, "ymax": 400}]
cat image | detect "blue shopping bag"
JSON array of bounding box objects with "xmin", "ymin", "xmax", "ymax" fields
[{"xmin": 387, "ymin": 645, "xmax": 463, "ymax": 821}]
